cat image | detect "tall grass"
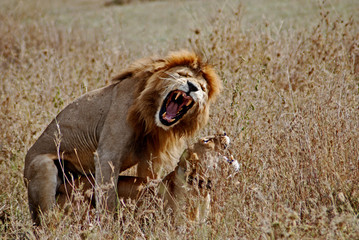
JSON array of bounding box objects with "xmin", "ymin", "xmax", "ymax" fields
[
  {"xmin": 192, "ymin": 5, "xmax": 359, "ymax": 238},
  {"xmin": 1, "ymin": 0, "xmax": 359, "ymax": 239}
]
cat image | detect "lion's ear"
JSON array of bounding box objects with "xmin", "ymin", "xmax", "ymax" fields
[
  {"xmin": 112, "ymin": 57, "xmax": 163, "ymax": 83},
  {"xmin": 152, "ymin": 60, "xmax": 167, "ymax": 72},
  {"xmin": 111, "ymin": 70, "xmax": 133, "ymax": 82}
]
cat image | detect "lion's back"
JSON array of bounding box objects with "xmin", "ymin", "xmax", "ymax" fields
[{"xmin": 25, "ymin": 84, "xmax": 116, "ymax": 169}]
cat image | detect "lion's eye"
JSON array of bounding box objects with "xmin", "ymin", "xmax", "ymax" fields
[
  {"xmin": 177, "ymin": 72, "xmax": 187, "ymax": 77},
  {"xmin": 177, "ymin": 71, "xmax": 192, "ymax": 77}
]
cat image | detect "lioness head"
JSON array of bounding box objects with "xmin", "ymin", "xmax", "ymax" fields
[
  {"xmin": 179, "ymin": 133, "xmax": 231, "ymax": 182},
  {"xmin": 194, "ymin": 133, "xmax": 231, "ymax": 155}
]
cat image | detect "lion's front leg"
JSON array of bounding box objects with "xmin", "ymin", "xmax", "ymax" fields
[
  {"xmin": 95, "ymin": 123, "xmax": 134, "ymax": 211},
  {"xmin": 93, "ymin": 91, "xmax": 136, "ymax": 211},
  {"xmin": 94, "ymin": 150, "xmax": 122, "ymax": 212}
]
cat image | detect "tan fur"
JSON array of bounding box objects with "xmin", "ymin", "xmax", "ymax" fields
[
  {"xmin": 56, "ymin": 133, "xmax": 231, "ymax": 222},
  {"xmin": 24, "ymin": 50, "xmax": 221, "ymax": 224}
]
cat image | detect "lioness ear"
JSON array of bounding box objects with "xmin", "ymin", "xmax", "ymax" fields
[{"xmin": 192, "ymin": 153, "xmax": 199, "ymax": 161}]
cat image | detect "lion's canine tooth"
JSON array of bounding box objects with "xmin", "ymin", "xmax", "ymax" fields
[
  {"xmin": 175, "ymin": 91, "xmax": 181, "ymax": 100},
  {"xmin": 162, "ymin": 112, "xmax": 167, "ymax": 118},
  {"xmin": 186, "ymin": 99, "xmax": 192, "ymax": 106},
  {"xmin": 169, "ymin": 118, "xmax": 175, "ymax": 123}
]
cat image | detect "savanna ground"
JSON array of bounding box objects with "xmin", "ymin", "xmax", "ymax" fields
[{"xmin": 1, "ymin": 0, "xmax": 359, "ymax": 238}]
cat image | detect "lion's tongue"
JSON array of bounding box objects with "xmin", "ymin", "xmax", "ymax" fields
[{"xmin": 165, "ymin": 102, "xmax": 179, "ymax": 120}]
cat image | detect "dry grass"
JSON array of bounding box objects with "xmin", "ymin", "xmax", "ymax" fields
[
  {"xmin": 1, "ymin": 0, "xmax": 359, "ymax": 239},
  {"xmin": 193, "ymin": 5, "xmax": 359, "ymax": 238}
]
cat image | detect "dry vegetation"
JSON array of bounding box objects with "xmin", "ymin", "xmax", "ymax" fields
[{"xmin": 1, "ymin": 0, "xmax": 359, "ymax": 239}]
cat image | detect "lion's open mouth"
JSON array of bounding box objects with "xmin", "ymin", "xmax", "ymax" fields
[{"xmin": 159, "ymin": 90, "xmax": 195, "ymax": 126}]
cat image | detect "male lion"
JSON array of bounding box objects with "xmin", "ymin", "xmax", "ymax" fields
[
  {"xmin": 24, "ymin": 50, "xmax": 221, "ymax": 224},
  {"xmin": 56, "ymin": 133, "xmax": 234, "ymax": 222}
]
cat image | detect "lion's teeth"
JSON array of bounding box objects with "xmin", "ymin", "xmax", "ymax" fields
[
  {"xmin": 169, "ymin": 118, "xmax": 175, "ymax": 123},
  {"xmin": 175, "ymin": 92, "xmax": 181, "ymax": 100},
  {"xmin": 162, "ymin": 112, "xmax": 166, "ymax": 118},
  {"xmin": 186, "ymin": 99, "xmax": 192, "ymax": 106}
]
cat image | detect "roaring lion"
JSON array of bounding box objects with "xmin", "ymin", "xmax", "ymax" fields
[
  {"xmin": 24, "ymin": 50, "xmax": 221, "ymax": 224},
  {"xmin": 56, "ymin": 133, "xmax": 233, "ymax": 222}
]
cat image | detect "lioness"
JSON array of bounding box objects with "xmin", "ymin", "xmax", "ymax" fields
[
  {"xmin": 24, "ymin": 50, "xmax": 221, "ymax": 224},
  {"xmin": 56, "ymin": 133, "xmax": 233, "ymax": 222}
]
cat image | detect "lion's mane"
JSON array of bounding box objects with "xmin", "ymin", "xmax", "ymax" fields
[{"xmin": 114, "ymin": 50, "xmax": 221, "ymax": 170}]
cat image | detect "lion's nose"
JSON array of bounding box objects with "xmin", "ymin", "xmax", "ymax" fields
[{"xmin": 187, "ymin": 81, "xmax": 198, "ymax": 92}]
